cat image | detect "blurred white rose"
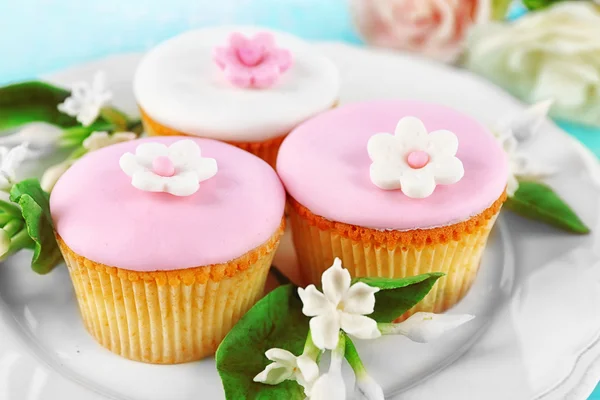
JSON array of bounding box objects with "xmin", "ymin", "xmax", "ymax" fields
[
  {"xmin": 351, "ymin": 0, "xmax": 491, "ymax": 63},
  {"xmin": 466, "ymin": 2, "xmax": 600, "ymax": 127}
]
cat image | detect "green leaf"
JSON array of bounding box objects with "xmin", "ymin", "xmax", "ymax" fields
[
  {"xmin": 353, "ymin": 273, "xmax": 444, "ymax": 323},
  {"xmin": 0, "ymin": 81, "xmax": 78, "ymax": 130},
  {"xmin": 491, "ymin": 0, "xmax": 513, "ymax": 20},
  {"xmin": 216, "ymin": 284, "xmax": 308, "ymax": 400},
  {"xmin": 0, "ymin": 199, "xmax": 25, "ymax": 219},
  {"xmin": 9, "ymin": 179, "xmax": 63, "ymax": 274},
  {"xmin": 522, "ymin": 0, "xmax": 565, "ymax": 11},
  {"xmin": 505, "ymin": 181, "xmax": 590, "ymax": 234}
]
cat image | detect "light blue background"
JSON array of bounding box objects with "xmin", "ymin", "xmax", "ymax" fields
[{"xmin": 1, "ymin": 1, "xmax": 599, "ymax": 398}]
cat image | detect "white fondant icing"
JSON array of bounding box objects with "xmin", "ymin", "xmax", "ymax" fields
[
  {"xmin": 133, "ymin": 26, "xmax": 340, "ymax": 142},
  {"xmin": 58, "ymin": 71, "xmax": 112, "ymax": 127},
  {"xmin": 119, "ymin": 139, "xmax": 217, "ymax": 196},
  {"xmin": 297, "ymin": 258, "xmax": 381, "ymax": 351},
  {"xmin": 367, "ymin": 116, "xmax": 464, "ymax": 199}
]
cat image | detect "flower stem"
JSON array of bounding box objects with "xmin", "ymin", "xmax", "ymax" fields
[
  {"xmin": 9, "ymin": 228, "xmax": 34, "ymax": 252},
  {"xmin": 329, "ymin": 332, "xmax": 346, "ymax": 373},
  {"xmin": 303, "ymin": 331, "xmax": 321, "ymax": 362},
  {"xmin": 343, "ymin": 333, "xmax": 367, "ymax": 379},
  {"xmin": 2, "ymin": 219, "xmax": 23, "ymax": 237},
  {"xmin": 0, "ymin": 200, "xmax": 23, "ymax": 219}
]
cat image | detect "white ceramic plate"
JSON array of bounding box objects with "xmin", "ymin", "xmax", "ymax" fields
[{"xmin": 1, "ymin": 44, "xmax": 599, "ymax": 400}]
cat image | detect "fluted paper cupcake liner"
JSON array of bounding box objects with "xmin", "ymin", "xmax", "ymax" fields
[
  {"xmin": 57, "ymin": 221, "xmax": 283, "ymax": 364},
  {"xmin": 289, "ymin": 198, "xmax": 503, "ymax": 321}
]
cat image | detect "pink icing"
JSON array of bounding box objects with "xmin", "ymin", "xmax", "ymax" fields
[
  {"xmin": 276, "ymin": 100, "xmax": 509, "ymax": 230},
  {"xmin": 152, "ymin": 156, "xmax": 175, "ymax": 177},
  {"xmin": 213, "ymin": 32, "xmax": 293, "ymax": 88},
  {"xmin": 51, "ymin": 137, "xmax": 285, "ymax": 271},
  {"xmin": 407, "ymin": 150, "xmax": 430, "ymax": 169}
]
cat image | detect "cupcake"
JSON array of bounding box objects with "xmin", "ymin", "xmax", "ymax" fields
[
  {"xmin": 277, "ymin": 100, "xmax": 508, "ymax": 319},
  {"xmin": 50, "ymin": 137, "xmax": 285, "ymax": 363},
  {"xmin": 133, "ymin": 26, "xmax": 340, "ymax": 169}
]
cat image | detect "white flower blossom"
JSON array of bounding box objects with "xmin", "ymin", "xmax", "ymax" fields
[
  {"xmin": 367, "ymin": 116, "xmax": 464, "ymax": 198},
  {"xmin": 253, "ymin": 348, "xmax": 319, "ymax": 396},
  {"xmin": 355, "ymin": 373, "xmax": 384, "ymax": 400},
  {"xmin": 0, "ymin": 143, "xmax": 33, "ymax": 191},
  {"xmin": 494, "ymin": 100, "xmax": 555, "ymax": 197},
  {"xmin": 379, "ymin": 312, "xmax": 474, "ymax": 343},
  {"xmin": 298, "ymin": 258, "xmax": 381, "ymax": 350},
  {"xmin": 83, "ymin": 131, "xmax": 136, "ymax": 151},
  {"xmin": 309, "ymin": 337, "xmax": 346, "ymax": 400},
  {"xmin": 57, "ymin": 71, "xmax": 112, "ymax": 127},
  {"xmin": 119, "ymin": 139, "xmax": 217, "ymax": 197}
]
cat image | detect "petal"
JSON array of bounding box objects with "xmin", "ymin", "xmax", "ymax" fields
[
  {"xmin": 229, "ymin": 32, "xmax": 250, "ymax": 49},
  {"xmin": 135, "ymin": 142, "xmax": 168, "ymax": 166},
  {"xmin": 168, "ymin": 139, "xmax": 202, "ymax": 170},
  {"xmin": 271, "ymin": 49, "xmax": 293, "ymax": 72},
  {"xmin": 369, "ymin": 161, "xmax": 403, "ymax": 190},
  {"xmin": 131, "ymin": 170, "xmax": 166, "ymax": 192},
  {"xmin": 164, "ymin": 171, "xmax": 200, "ymax": 196},
  {"xmin": 387, "ymin": 312, "xmax": 475, "ymax": 343},
  {"xmin": 192, "ymin": 158, "xmax": 218, "ymax": 182},
  {"xmin": 265, "ymin": 348, "xmax": 297, "ymax": 367},
  {"xmin": 394, "ymin": 116, "xmax": 428, "ymax": 146},
  {"xmin": 252, "ymin": 62, "xmax": 280, "ymax": 88},
  {"xmin": 342, "ymin": 282, "xmax": 379, "ymax": 315},
  {"xmin": 119, "ymin": 153, "xmax": 145, "ymax": 177},
  {"xmin": 367, "ymin": 133, "xmax": 402, "ymax": 163},
  {"xmin": 310, "ymin": 313, "xmax": 341, "ymax": 350},
  {"xmin": 339, "ymin": 313, "xmax": 381, "ymax": 340},
  {"xmin": 321, "ymin": 258, "xmax": 351, "ymax": 306},
  {"xmin": 298, "ymin": 285, "xmax": 331, "ymax": 317},
  {"xmin": 296, "ymin": 354, "xmax": 320, "ymax": 384},
  {"xmin": 428, "ymin": 130, "xmax": 459, "ymax": 156},
  {"xmin": 253, "ymin": 362, "xmax": 294, "ymax": 385},
  {"xmin": 431, "ymin": 156, "xmax": 464, "ymax": 185},
  {"xmin": 224, "ymin": 65, "xmax": 253, "ymax": 88},
  {"xmin": 399, "ymin": 168, "xmax": 436, "ymax": 198}
]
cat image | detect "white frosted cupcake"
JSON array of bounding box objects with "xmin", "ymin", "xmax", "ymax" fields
[{"xmin": 134, "ymin": 26, "xmax": 340, "ymax": 168}]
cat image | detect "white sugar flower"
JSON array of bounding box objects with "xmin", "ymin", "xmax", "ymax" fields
[
  {"xmin": 83, "ymin": 131, "xmax": 136, "ymax": 151},
  {"xmin": 253, "ymin": 348, "xmax": 319, "ymax": 396},
  {"xmin": 0, "ymin": 143, "xmax": 33, "ymax": 191},
  {"xmin": 379, "ymin": 312, "xmax": 474, "ymax": 343},
  {"xmin": 355, "ymin": 373, "xmax": 384, "ymax": 400},
  {"xmin": 119, "ymin": 139, "xmax": 217, "ymax": 197},
  {"xmin": 310, "ymin": 336, "xmax": 346, "ymax": 400},
  {"xmin": 57, "ymin": 71, "xmax": 112, "ymax": 127},
  {"xmin": 298, "ymin": 258, "xmax": 381, "ymax": 350},
  {"xmin": 494, "ymin": 100, "xmax": 555, "ymax": 197},
  {"xmin": 367, "ymin": 116, "xmax": 464, "ymax": 198}
]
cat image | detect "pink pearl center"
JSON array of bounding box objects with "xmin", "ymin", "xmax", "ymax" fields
[
  {"xmin": 407, "ymin": 151, "xmax": 430, "ymax": 169},
  {"xmin": 237, "ymin": 46, "xmax": 265, "ymax": 66},
  {"xmin": 152, "ymin": 156, "xmax": 175, "ymax": 177}
]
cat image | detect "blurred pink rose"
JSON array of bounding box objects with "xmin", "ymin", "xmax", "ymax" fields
[{"xmin": 351, "ymin": 0, "xmax": 491, "ymax": 63}]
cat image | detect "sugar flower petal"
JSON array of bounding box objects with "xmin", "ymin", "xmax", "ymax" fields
[
  {"xmin": 309, "ymin": 313, "xmax": 341, "ymax": 351},
  {"xmin": 298, "ymin": 285, "xmax": 332, "ymax": 317},
  {"xmin": 342, "ymin": 282, "xmax": 379, "ymax": 315},
  {"xmin": 339, "ymin": 313, "xmax": 381, "ymax": 340},
  {"xmin": 321, "ymin": 258, "xmax": 351, "ymax": 305}
]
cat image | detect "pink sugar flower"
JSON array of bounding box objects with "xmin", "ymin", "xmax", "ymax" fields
[{"xmin": 214, "ymin": 32, "xmax": 293, "ymax": 88}]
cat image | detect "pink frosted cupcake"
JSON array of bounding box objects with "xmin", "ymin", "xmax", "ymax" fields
[
  {"xmin": 51, "ymin": 137, "xmax": 285, "ymax": 363},
  {"xmin": 277, "ymin": 100, "xmax": 508, "ymax": 318}
]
